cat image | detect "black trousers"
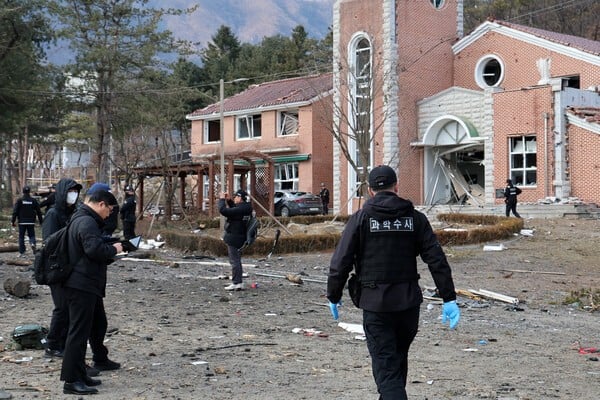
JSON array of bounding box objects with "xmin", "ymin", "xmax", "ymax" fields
[
  {"xmin": 47, "ymin": 284, "xmax": 68, "ymax": 351},
  {"xmin": 17, "ymin": 224, "xmax": 36, "ymax": 254},
  {"xmin": 363, "ymin": 307, "xmax": 420, "ymax": 400},
  {"xmin": 60, "ymin": 288, "xmax": 109, "ymax": 382},
  {"xmin": 505, "ymin": 200, "xmax": 521, "ymax": 218},
  {"xmin": 123, "ymin": 221, "xmax": 136, "ymax": 240}
]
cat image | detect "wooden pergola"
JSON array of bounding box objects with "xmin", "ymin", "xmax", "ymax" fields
[{"xmin": 132, "ymin": 151, "xmax": 275, "ymax": 219}]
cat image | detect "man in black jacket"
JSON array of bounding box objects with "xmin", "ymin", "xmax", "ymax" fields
[
  {"xmin": 319, "ymin": 183, "xmax": 330, "ymax": 215},
  {"xmin": 60, "ymin": 190, "xmax": 123, "ymax": 395},
  {"xmin": 41, "ymin": 178, "xmax": 82, "ymax": 359},
  {"xmin": 12, "ymin": 186, "xmax": 44, "ymax": 257},
  {"xmin": 504, "ymin": 179, "xmax": 522, "ymax": 218},
  {"xmin": 120, "ymin": 185, "xmax": 136, "ymax": 239},
  {"xmin": 327, "ymin": 165, "xmax": 460, "ymax": 400},
  {"xmin": 218, "ymin": 189, "xmax": 253, "ymax": 291}
]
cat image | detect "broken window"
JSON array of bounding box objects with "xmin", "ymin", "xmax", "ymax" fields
[
  {"xmin": 237, "ymin": 114, "xmax": 262, "ymax": 139},
  {"xmin": 274, "ymin": 163, "xmax": 298, "ymax": 190},
  {"xmin": 510, "ymin": 136, "xmax": 537, "ymax": 186},
  {"xmin": 204, "ymin": 120, "xmax": 220, "ymax": 143},
  {"xmin": 278, "ymin": 110, "xmax": 299, "ymax": 136}
]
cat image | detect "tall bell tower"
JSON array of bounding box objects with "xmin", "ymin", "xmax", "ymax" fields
[{"xmin": 333, "ymin": 0, "xmax": 463, "ymax": 211}]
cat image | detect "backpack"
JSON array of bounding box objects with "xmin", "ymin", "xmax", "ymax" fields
[
  {"xmin": 33, "ymin": 223, "xmax": 72, "ymax": 285},
  {"xmin": 12, "ymin": 324, "xmax": 48, "ymax": 350},
  {"xmin": 240, "ymin": 211, "xmax": 260, "ymax": 251}
]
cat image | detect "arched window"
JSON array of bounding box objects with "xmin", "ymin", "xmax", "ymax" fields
[{"xmin": 348, "ymin": 35, "xmax": 373, "ymax": 194}]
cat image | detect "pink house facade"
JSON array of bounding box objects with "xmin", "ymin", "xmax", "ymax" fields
[
  {"xmin": 186, "ymin": 74, "xmax": 333, "ymax": 214},
  {"xmin": 334, "ymin": 0, "xmax": 600, "ymax": 215}
]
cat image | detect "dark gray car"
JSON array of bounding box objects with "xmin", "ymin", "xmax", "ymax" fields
[{"xmin": 274, "ymin": 190, "xmax": 323, "ymax": 217}]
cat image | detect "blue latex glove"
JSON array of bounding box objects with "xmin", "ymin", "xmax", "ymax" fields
[
  {"xmin": 442, "ymin": 300, "xmax": 460, "ymax": 329},
  {"xmin": 328, "ymin": 301, "xmax": 341, "ymax": 320}
]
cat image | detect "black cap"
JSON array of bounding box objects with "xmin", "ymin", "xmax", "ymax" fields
[
  {"xmin": 506, "ymin": 179, "xmax": 512, "ymax": 184},
  {"xmin": 23, "ymin": 186, "xmax": 31, "ymax": 193},
  {"xmin": 234, "ymin": 189, "xmax": 248, "ymax": 201},
  {"xmin": 368, "ymin": 165, "xmax": 397, "ymax": 188}
]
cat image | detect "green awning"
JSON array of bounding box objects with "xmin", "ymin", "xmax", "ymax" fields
[{"xmin": 234, "ymin": 154, "xmax": 310, "ymax": 166}]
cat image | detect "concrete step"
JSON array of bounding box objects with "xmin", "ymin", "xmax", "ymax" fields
[{"xmin": 418, "ymin": 204, "xmax": 595, "ymax": 220}]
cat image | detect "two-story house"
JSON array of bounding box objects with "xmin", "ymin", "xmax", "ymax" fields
[{"xmin": 186, "ymin": 73, "xmax": 333, "ymax": 215}]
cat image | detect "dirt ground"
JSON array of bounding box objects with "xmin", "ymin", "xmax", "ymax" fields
[{"xmin": 0, "ymin": 216, "xmax": 599, "ymax": 399}]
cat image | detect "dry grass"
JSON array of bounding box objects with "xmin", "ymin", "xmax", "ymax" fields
[{"xmin": 157, "ymin": 213, "xmax": 523, "ymax": 257}]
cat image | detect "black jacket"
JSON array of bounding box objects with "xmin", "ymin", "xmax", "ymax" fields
[
  {"xmin": 103, "ymin": 204, "xmax": 119, "ymax": 235},
  {"xmin": 42, "ymin": 178, "xmax": 80, "ymax": 240},
  {"xmin": 218, "ymin": 198, "xmax": 253, "ymax": 249},
  {"xmin": 120, "ymin": 195, "xmax": 136, "ymax": 223},
  {"xmin": 39, "ymin": 192, "xmax": 56, "ymax": 213},
  {"xmin": 327, "ymin": 191, "xmax": 456, "ymax": 312},
  {"xmin": 504, "ymin": 184, "xmax": 522, "ymax": 203},
  {"xmin": 64, "ymin": 205, "xmax": 118, "ymax": 297},
  {"xmin": 12, "ymin": 194, "xmax": 43, "ymax": 225}
]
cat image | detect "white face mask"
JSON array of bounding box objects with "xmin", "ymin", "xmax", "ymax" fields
[{"xmin": 66, "ymin": 191, "xmax": 79, "ymax": 205}]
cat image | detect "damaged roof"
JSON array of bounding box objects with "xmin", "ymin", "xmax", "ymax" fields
[
  {"xmin": 567, "ymin": 106, "xmax": 600, "ymax": 124},
  {"xmin": 187, "ymin": 73, "xmax": 333, "ymax": 119}
]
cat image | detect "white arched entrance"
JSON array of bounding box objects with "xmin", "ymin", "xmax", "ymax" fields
[{"xmin": 420, "ymin": 116, "xmax": 485, "ymax": 205}]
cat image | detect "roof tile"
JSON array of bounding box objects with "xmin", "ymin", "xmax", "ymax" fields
[{"xmin": 188, "ymin": 73, "xmax": 332, "ymax": 118}]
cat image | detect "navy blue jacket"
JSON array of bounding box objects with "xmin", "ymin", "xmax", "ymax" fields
[{"xmin": 12, "ymin": 194, "xmax": 43, "ymax": 225}]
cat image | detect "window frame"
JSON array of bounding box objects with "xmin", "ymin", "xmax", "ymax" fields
[
  {"xmin": 430, "ymin": 0, "xmax": 446, "ymax": 9},
  {"xmin": 475, "ymin": 54, "xmax": 505, "ymax": 89},
  {"xmin": 278, "ymin": 109, "xmax": 299, "ymax": 136},
  {"xmin": 274, "ymin": 162, "xmax": 299, "ymax": 191},
  {"xmin": 509, "ymin": 135, "xmax": 537, "ymax": 187},
  {"xmin": 236, "ymin": 114, "xmax": 262, "ymax": 140},
  {"xmin": 348, "ymin": 34, "xmax": 374, "ymax": 197},
  {"xmin": 204, "ymin": 119, "xmax": 221, "ymax": 144}
]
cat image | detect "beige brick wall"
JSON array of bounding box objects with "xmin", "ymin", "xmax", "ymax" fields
[
  {"xmin": 492, "ymin": 86, "xmax": 554, "ymax": 203},
  {"xmin": 454, "ymin": 31, "xmax": 600, "ymax": 91},
  {"xmin": 568, "ymin": 124, "xmax": 600, "ymax": 204}
]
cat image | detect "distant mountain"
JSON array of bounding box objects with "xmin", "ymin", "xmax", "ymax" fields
[
  {"xmin": 46, "ymin": 0, "xmax": 334, "ymax": 65},
  {"xmin": 160, "ymin": 0, "xmax": 334, "ymax": 47}
]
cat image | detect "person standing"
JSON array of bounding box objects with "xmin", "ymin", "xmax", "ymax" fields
[
  {"xmin": 120, "ymin": 185, "xmax": 136, "ymax": 240},
  {"xmin": 327, "ymin": 165, "xmax": 460, "ymax": 400},
  {"xmin": 39, "ymin": 183, "xmax": 57, "ymax": 214},
  {"xmin": 319, "ymin": 183, "xmax": 330, "ymax": 215},
  {"xmin": 11, "ymin": 186, "xmax": 44, "ymax": 257},
  {"xmin": 61, "ymin": 190, "xmax": 122, "ymax": 395},
  {"xmin": 41, "ymin": 178, "xmax": 82, "ymax": 359},
  {"xmin": 504, "ymin": 179, "xmax": 522, "ymax": 218},
  {"xmin": 218, "ymin": 189, "xmax": 253, "ymax": 291}
]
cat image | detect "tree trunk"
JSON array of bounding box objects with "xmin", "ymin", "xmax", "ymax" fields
[{"xmin": 0, "ymin": 244, "xmax": 19, "ymax": 252}]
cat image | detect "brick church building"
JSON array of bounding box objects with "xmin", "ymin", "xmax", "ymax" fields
[{"xmin": 332, "ymin": 0, "xmax": 600, "ymax": 215}]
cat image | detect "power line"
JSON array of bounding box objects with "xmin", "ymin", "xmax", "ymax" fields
[
  {"xmin": 508, "ymin": 0, "xmax": 593, "ymax": 23},
  {"xmin": 1, "ymin": 65, "xmax": 331, "ymax": 98}
]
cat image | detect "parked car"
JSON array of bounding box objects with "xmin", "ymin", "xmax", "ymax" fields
[{"xmin": 274, "ymin": 190, "xmax": 323, "ymax": 217}]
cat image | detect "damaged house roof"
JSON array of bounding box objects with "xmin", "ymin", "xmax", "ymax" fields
[{"xmin": 186, "ymin": 73, "xmax": 333, "ymax": 119}]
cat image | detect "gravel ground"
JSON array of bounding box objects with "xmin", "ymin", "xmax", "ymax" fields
[{"xmin": 0, "ymin": 217, "xmax": 599, "ymax": 399}]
